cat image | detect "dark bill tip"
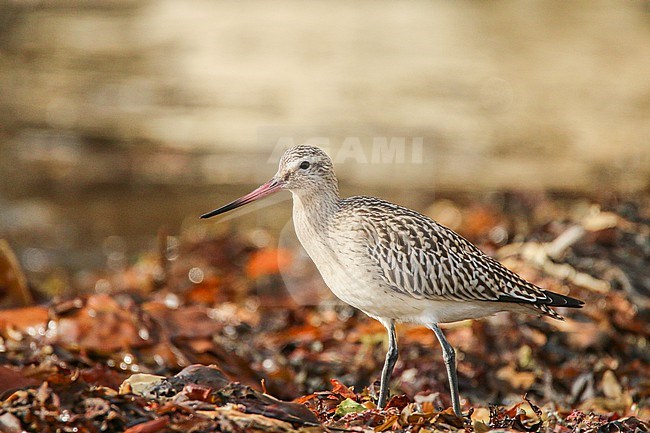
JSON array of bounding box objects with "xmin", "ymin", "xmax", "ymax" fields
[
  {"xmin": 200, "ymin": 202, "xmax": 240, "ymax": 219},
  {"xmin": 200, "ymin": 179, "xmax": 282, "ymax": 219}
]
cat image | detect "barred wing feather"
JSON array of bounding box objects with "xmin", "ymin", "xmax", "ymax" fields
[{"xmin": 338, "ymin": 197, "xmax": 582, "ymax": 316}]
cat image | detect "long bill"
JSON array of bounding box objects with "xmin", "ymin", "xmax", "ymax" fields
[{"xmin": 200, "ymin": 178, "xmax": 283, "ymax": 219}]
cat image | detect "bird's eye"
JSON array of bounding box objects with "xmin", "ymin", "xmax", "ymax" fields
[{"xmin": 299, "ymin": 161, "xmax": 310, "ymax": 170}]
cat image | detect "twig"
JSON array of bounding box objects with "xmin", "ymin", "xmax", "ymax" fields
[{"xmin": 0, "ymin": 239, "xmax": 34, "ymax": 306}]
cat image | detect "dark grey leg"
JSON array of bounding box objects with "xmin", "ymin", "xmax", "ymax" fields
[
  {"xmin": 377, "ymin": 319, "xmax": 398, "ymax": 408},
  {"xmin": 429, "ymin": 324, "xmax": 462, "ymax": 416}
]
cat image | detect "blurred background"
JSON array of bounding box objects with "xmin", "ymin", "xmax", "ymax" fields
[{"xmin": 0, "ymin": 0, "xmax": 649, "ymax": 300}]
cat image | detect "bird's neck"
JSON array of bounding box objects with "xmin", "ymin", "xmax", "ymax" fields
[{"xmin": 291, "ymin": 187, "xmax": 341, "ymax": 232}]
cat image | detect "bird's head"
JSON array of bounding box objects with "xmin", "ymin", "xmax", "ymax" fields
[
  {"xmin": 201, "ymin": 145, "xmax": 338, "ymax": 219},
  {"xmin": 276, "ymin": 145, "xmax": 337, "ymax": 193}
]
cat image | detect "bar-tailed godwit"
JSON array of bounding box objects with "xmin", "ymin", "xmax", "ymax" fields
[{"xmin": 201, "ymin": 145, "xmax": 583, "ymax": 415}]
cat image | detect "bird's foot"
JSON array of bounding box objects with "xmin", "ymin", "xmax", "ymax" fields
[{"xmin": 460, "ymin": 407, "xmax": 474, "ymax": 424}]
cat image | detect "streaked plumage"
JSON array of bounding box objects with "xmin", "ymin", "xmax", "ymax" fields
[
  {"xmin": 202, "ymin": 145, "xmax": 583, "ymax": 415},
  {"xmin": 333, "ymin": 196, "xmax": 580, "ymax": 320}
]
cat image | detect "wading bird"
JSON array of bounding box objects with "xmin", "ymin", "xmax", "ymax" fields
[{"xmin": 201, "ymin": 145, "xmax": 583, "ymax": 415}]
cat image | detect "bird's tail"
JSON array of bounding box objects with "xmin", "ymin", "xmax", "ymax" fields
[
  {"xmin": 533, "ymin": 290, "xmax": 584, "ymax": 320},
  {"xmin": 541, "ymin": 290, "xmax": 584, "ymax": 308}
]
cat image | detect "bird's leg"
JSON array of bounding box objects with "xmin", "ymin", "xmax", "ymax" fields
[
  {"xmin": 377, "ymin": 319, "xmax": 398, "ymax": 408},
  {"xmin": 429, "ymin": 324, "xmax": 462, "ymax": 416}
]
